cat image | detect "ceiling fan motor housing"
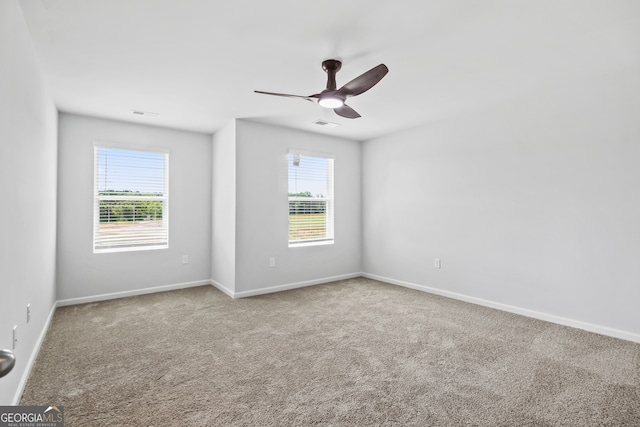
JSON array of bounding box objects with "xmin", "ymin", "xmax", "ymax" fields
[{"xmin": 322, "ymin": 59, "xmax": 342, "ymax": 90}]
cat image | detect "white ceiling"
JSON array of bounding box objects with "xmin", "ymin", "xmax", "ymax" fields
[{"xmin": 19, "ymin": 0, "xmax": 640, "ymax": 141}]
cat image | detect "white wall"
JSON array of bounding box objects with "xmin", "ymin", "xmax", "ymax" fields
[
  {"xmin": 233, "ymin": 120, "xmax": 362, "ymax": 295},
  {"xmin": 363, "ymin": 67, "xmax": 640, "ymax": 339},
  {"xmin": 56, "ymin": 114, "xmax": 212, "ymax": 301},
  {"xmin": 211, "ymin": 120, "xmax": 237, "ymax": 294},
  {"xmin": 0, "ymin": 0, "xmax": 58, "ymax": 405}
]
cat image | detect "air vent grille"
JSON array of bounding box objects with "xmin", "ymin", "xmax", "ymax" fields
[
  {"xmin": 312, "ymin": 119, "xmax": 340, "ymax": 128},
  {"xmin": 132, "ymin": 110, "xmax": 159, "ymax": 117}
]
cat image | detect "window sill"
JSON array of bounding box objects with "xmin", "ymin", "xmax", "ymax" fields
[
  {"xmin": 94, "ymin": 245, "xmax": 168, "ymax": 254},
  {"xmin": 288, "ymin": 240, "xmax": 334, "ymax": 248}
]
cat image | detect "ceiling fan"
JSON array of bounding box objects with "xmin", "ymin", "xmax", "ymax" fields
[{"xmin": 255, "ymin": 59, "xmax": 388, "ymax": 119}]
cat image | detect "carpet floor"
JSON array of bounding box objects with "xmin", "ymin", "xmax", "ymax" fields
[{"xmin": 21, "ymin": 277, "xmax": 640, "ymax": 426}]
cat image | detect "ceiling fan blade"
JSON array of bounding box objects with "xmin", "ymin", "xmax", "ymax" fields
[
  {"xmin": 336, "ymin": 64, "xmax": 389, "ymax": 98},
  {"xmin": 334, "ymin": 104, "xmax": 361, "ymax": 119},
  {"xmin": 254, "ymin": 90, "xmax": 318, "ymax": 102}
]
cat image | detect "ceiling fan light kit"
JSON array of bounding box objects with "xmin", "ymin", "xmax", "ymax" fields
[
  {"xmin": 255, "ymin": 59, "xmax": 388, "ymax": 119},
  {"xmin": 318, "ymin": 96, "xmax": 344, "ymax": 108}
]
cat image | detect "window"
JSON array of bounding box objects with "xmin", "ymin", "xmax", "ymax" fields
[
  {"xmin": 288, "ymin": 150, "xmax": 334, "ymax": 246},
  {"xmin": 93, "ymin": 145, "xmax": 169, "ymax": 253}
]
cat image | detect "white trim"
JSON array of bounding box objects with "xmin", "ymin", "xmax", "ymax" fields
[
  {"xmin": 94, "ymin": 244, "xmax": 169, "ymax": 254},
  {"xmin": 233, "ymin": 272, "xmax": 361, "ymax": 299},
  {"xmin": 92, "ymin": 140, "xmax": 170, "ymax": 154},
  {"xmin": 56, "ymin": 279, "xmax": 210, "ymax": 307},
  {"xmin": 209, "ymin": 279, "xmax": 236, "ymax": 299},
  {"xmin": 288, "ymin": 239, "xmax": 334, "ymax": 248},
  {"xmin": 288, "ymin": 148, "xmax": 335, "ymax": 159},
  {"xmin": 12, "ymin": 302, "xmax": 57, "ymax": 405},
  {"xmin": 362, "ymin": 273, "xmax": 640, "ymax": 344}
]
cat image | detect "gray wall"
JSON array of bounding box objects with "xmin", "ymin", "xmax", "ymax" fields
[
  {"xmin": 233, "ymin": 120, "xmax": 362, "ymax": 295},
  {"xmin": 362, "ymin": 65, "xmax": 640, "ymax": 338},
  {"xmin": 211, "ymin": 120, "xmax": 237, "ymax": 294},
  {"xmin": 0, "ymin": 0, "xmax": 58, "ymax": 405},
  {"xmin": 56, "ymin": 113, "xmax": 212, "ymax": 301}
]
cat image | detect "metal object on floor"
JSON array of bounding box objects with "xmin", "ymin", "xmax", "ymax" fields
[{"xmin": 0, "ymin": 349, "xmax": 16, "ymax": 378}]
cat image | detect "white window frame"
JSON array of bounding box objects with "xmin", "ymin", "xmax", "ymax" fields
[
  {"xmin": 288, "ymin": 149, "xmax": 335, "ymax": 247},
  {"xmin": 93, "ymin": 142, "xmax": 169, "ymax": 253}
]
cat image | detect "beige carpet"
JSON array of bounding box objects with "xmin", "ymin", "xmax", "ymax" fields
[{"xmin": 21, "ymin": 277, "xmax": 640, "ymax": 426}]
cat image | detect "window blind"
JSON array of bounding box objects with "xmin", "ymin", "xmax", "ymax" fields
[
  {"xmin": 93, "ymin": 146, "xmax": 169, "ymax": 252},
  {"xmin": 288, "ymin": 150, "xmax": 334, "ymax": 245}
]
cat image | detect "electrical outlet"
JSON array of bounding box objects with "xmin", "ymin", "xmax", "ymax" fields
[
  {"xmin": 269, "ymin": 257, "xmax": 276, "ymax": 268},
  {"xmin": 12, "ymin": 325, "xmax": 18, "ymax": 350},
  {"xmin": 182, "ymin": 255, "xmax": 189, "ymax": 264},
  {"xmin": 27, "ymin": 304, "xmax": 31, "ymax": 323},
  {"xmin": 434, "ymin": 258, "xmax": 441, "ymax": 269}
]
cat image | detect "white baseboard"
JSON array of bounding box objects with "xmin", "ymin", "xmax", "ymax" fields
[
  {"xmin": 56, "ymin": 279, "xmax": 211, "ymax": 307},
  {"xmin": 209, "ymin": 279, "xmax": 235, "ymax": 299},
  {"xmin": 362, "ymin": 273, "xmax": 640, "ymax": 344},
  {"xmin": 12, "ymin": 301, "xmax": 57, "ymax": 405},
  {"xmin": 229, "ymin": 272, "xmax": 362, "ymax": 299}
]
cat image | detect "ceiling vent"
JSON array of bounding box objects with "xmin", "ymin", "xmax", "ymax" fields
[
  {"xmin": 132, "ymin": 109, "xmax": 159, "ymax": 117},
  {"xmin": 312, "ymin": 119, "xmax": 340, "ymax": 128}
]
